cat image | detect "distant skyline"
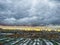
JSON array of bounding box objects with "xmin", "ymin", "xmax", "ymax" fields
[{"xmin": 0, "ymin": 0, "xmax": 60, "ymax": 26}]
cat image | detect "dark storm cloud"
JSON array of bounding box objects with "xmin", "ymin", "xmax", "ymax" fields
[{"xmin": 0, "ymin": 0, "xmax": 60, "ymax": 26}]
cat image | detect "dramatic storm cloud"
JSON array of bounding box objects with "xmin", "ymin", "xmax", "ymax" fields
[{"xmin": 0, "ymin": 0, "xmax": 60, "ymax": 26}]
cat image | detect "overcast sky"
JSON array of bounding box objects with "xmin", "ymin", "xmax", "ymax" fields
[{"xmin": 0, "ymin": 0, "xmax": 60, "ymax": 26}]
